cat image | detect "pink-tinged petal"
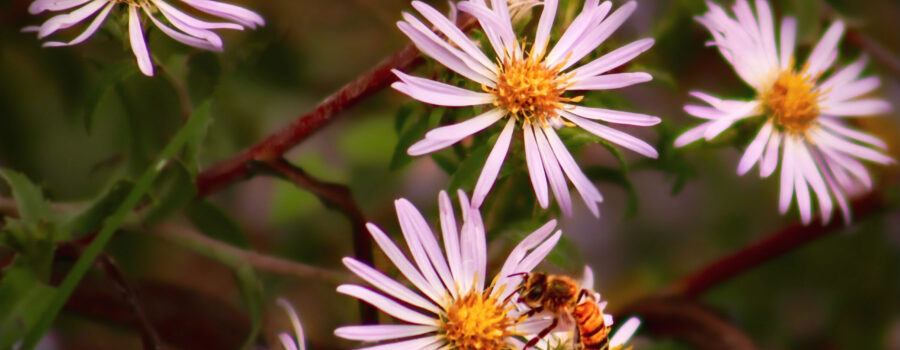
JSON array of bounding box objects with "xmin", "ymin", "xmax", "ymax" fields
[
  {"xmin": 817, "ymin": 144, "xmax": 873, "ymax": 189},
  {"xmin": 392, "ymin": 70, "xmax": 495, "ymax": 107},
  {"xmin": 467, "ymin": 204, "xmax": 488, "ymax": 292},
  {"xmin": 128, "ymin": 5, "xmax": 154, "ymax": 76},
  {"xmin": 425, "ymin": 108, "xmax": 505, "ymax": 141},
  {"xmin": 354, "ymin": 336, "xmax": 444, "ymax": 350},
  {"xmin": 818, "ymin": 55, "xmax": 867, "ymax": 93},
  {"xmin": 335, "ymin": 325, "xmax": 436, "ymax": 342},
  {"xmin": 337, "ymin": 285, "xmax": 437, "ymax": 325},
  {"xmin": 571, "ymin": 38, "xmax": 654, "ymax": 79},
  {"xmin": 22, "ymin": 25, "xmax": 40, "ymax": 33},
  {"xmin": 29, "ymin": 0, "xmax": 92, "ymax": 14},
  {"xmin": 805, "ymin": 20, "xmax": 844, "ymax": 77},
  {"xmin": 792, "ymin": 145, "xmax": 813, "ymax": 225},
  {"xmin": 154, "ymin": 0, "xmax": 242, "ymax": 30},
  {"xmin": 395, "ymin": 199, "xmax": 456, "ymax": 298},
  {"xmin": 278, "ymin": 333, "xmax": 298, "ymax": 350},
  {"xmin": 397, "ymin": 16, "xmax": 495, "ymax": 85},
  {"xmin": 820, "ymin": 99, "xmax": 892, "ymax": 117},
  {"xmin": 568, "ymin": 72, "xmax": 653, "ymax": 91},
  {"xmin": 456, "ymin": 1, "xmax": 515, "ymax": 57},
  {"xmin": 562, "ymin": 111, "xmax": 659, "ymax": 158},
  {"xmin": 38, "ymin": 0, "xmax": 106, "ymax": 38},
  {"xmin": 815, "ymin": 151, "xmax": 852, "ymax": 224},
  {"xmin": 684, "ymin": 105, "xmax": 728, "ymax": 120},
  {"xmin": 812, "ymin": 129, "xmax": 894, "ymax": 165},
  {"xmin": 534, "ymin": 126, "xmax": 573, "ymax": 216},
  {"xmin": 737, "ymin": 120, "xmax": 773, "ymax": 175},
  {"xmin": 581, "ymin": 265, "xmax": 595, "ymax": 290},
  {"xmin": 759, "ymin": 129, "xmax": 781, "ymax": 178},
  {"xmin": 546, "ymin": 0, "xmax": 612, "ymax": 65},
  {"xmin": 557, "ymin": 1, "xmax": 638, "ymax": 71},
  {"xmin": 565, "ymin": 105, "xmax": 660, "ymax": 126},
  {"xmin": 150, "ymin": 5, "xmax": 224, "ymax": 49},
  {"xmin": 394, "ymin": 200, "xmax": 451, "ymax": 299},
  {"xmin": 410, "ymin": 1, "xmax": 496, "ymax": 73},
  {"xmin": 489, "ymin": 0, "xmax": 518, "ymax": 55},
  {"xmin": 408, "ymin": 109, "xmax": 504, "ymax": 156},
  {"xmin": 516, "ymin": 231, "xmax": 563, "ymax": 273},
  {"xmin": 778, "ymin": 135, "xmax": 796, "ymax": 214},
  {"xmin": 342, "ymin": 258, "xmax": 441, "ymax": 315},
  {"xmin": 795, "ymin": 142, "xmax": 833, "ymax": 224},
  {"xmin": 821, "ymin": 76, "xmax": 881, "ymax": 106},
  {"xmin": 437, "ymin": 191, "xmax": 462, "ymax": 285},
  {"xmin": 42, "ymin": 1, "xmax": 113, "ymax": 47},
  {"xmin": 494, "ymin": 219, "xmax": 558, "ymax": 298},
  {"xmin": 472, "ymin": 118, "xmax": 515, "ymax": 208},
  {"xmin": 365, "ymin": 223, "xmax": 444, "ymax": 304},
  {"xmin": 275, "ymin": 298, "xmax": 305, "ymax": 350},
  {"xmin": 674, "ymin": 122, "xmax": 713, "ymax": 148},
  {"xmin": 542, "ymin": 126, "xmax": 603, "ymax": 217},
  {"xmin": 610, "ymin": 318, "xmax": 641, "ymax": 348},
  {"xmin": 531, "ymin": 0, "xmax": 558, "ymax": 58},
  {"xmin": 141, "ymin": 6, "xmax": 222, "ymax": 51},
  {"xmin": 754, "ymin": 0, "xmax": 778, "ymax": 69},
  {"xmin": 179, "ymin": 0, "xmax": 264, "ymax": 28},
  {"xmin": 817, "ymin": 118, "xmax": 887, "ymax": 150},
  {"xmin": 779, "ymin": 16, "xmax": 796, "ymax": 71},
  {"xmin": 523, "ymin": 123, "xmax": 550, "ymax": 208},
  {"xmin": 458, "ymin": 204, "xmax": 482, "ymax": 293}
]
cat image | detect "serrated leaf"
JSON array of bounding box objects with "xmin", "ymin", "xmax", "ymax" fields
[
  {"xmin": 84, "ymin": 63, "xmax": 137, "ymax": 132},
  {"xmin": 0, "ymin": 169, "xmax": 51, "ymax": 226},
  {"xmin": 0, "ymin": 266, "xmax": 56, "ymax": 349},
  {"xmin": 185, "ymin": 200, "xmax": 251, "ymax": 249},
  {"xmin": 64, "ymin": 180, "xmax": 135, "ymax": 235},
  {"xmin": 142, "ymin": 161, "xmax": 197, "ymax": 225}
]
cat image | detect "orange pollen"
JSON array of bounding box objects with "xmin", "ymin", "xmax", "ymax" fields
[
  {"xmin": 761, "ymin": 69, "xmax": 821, "ymax": 132},
  {"xmin": 440, "ymin": 289, "xmax": 517, "ymax": 349},
  {"xmin": 486, "ymin": 54, "xmax": 580, "ymax": 125}
]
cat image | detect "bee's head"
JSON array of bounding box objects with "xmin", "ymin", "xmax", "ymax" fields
[{"xmin": 513, "ymin": 272, "xmax": 547, "ymax": 308}]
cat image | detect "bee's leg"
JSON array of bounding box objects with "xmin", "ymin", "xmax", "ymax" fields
[
  {"xmin": 577, "ymin": 289, "xmax": 591, "ymax": 303},
  {"xmin": 573, "ymin": 322, "xmax": 583, "ymax": 349},
  {"xmin": 524, "ymin": 317, "xmax": 558, "ymax": 349}
]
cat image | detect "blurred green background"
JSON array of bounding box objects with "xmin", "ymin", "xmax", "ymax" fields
[{"xmin": 0, "ymin": 0, "xmax": 898, "ymax": 349}]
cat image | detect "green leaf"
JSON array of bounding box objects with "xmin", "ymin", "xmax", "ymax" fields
[
  {"xmin": 186, "ymin": 52, "xmax": 222, "ymax": 106},
  {"xmin": 22, "ymin": 96, "xmax": 214, "ymax": 349},
  {"xmin": 233, "ymin": 264, "xmax": 263, "ymax": 350},
  {"xmin": 183, "ymin": 100, "xmax": 212, "ymax": 175},
  {"xmin": 390, "ymin": 107, "xmax": 440, "ymax": 170},
  {"xmin": 64, "ymin": 180, "xmax": 135, "ymax": 236},
  {"xmin": 447, "ymin": 140, "xmax": 492, "ymax": 192},
  {"xmin": 142, "ymin": 161, "xmax": 197, "ymax": 225},
  {"xmin": 0, "ymin": 266, "xmax": 56, "ymax": 349},
  {"xmin": 83, "ymin": 63, "xmax": 137, "ymax": 132},
  {"xmin": 584, "ymin": 166, "xmax": 639, "ymax": 218},
  {"xmin": 185, "ymin": 200, "xmax": 251, "ymax": 249},
  {"xmin": 0, "ymin": 168, "xmax": 51, "ymax": 226}
]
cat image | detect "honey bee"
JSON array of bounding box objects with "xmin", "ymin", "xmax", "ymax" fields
[{"xmin": 512, "ymin": 272, "xmax": 613, "ymax": 349}]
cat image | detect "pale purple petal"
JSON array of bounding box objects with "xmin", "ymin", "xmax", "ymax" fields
[
  {"xmin": 437, "ymin": 191, "xmax": 463, "ymax": 285},
  {"xmin": 557, "ymin": 1, "xmax": 637, "ymax": 71},
  {"xmin": 342, "ymin": 258, "xmax": 442, "ymax": 315},
  {"xmin": 795, "ymin": 142, "xmax": 833, "ymax": 224},
  {"xmin": 276, "ymin": 298, "xmax": 305, "ymax": 350},
  {"xmin": 523, "ymin": 123, "xmax": 550, "ymax": 208},
  {"xmin": 394, "ymin": 199, "xmax": 451, "ymax": 300},
  {"xmin": 516, "ymin": 231, "xmax": 563, "ymax": 273},
  {"xmin": 354, "ymin": 335, "xmax": 443, "ymax": 350},
  {"xmin": 674, "ymin": 122, "xmax": 714, "ymax": 147},
  {"xmin": 817, "ymin": 55, "xmax": 867, "ymax": 93},
  {"xmin": 335, "ymin": 325, "xmax": 436, "ymax": 342},
  {"xmin": 779, "ymin": 17, "xmax": 796, "ymax": 70},
  {"xmin": 581, "ymin": 265, "xmax": 594, "ymax": 290},
  {"xmin": 336, "ymin": 285, "xmax": 437, "ymax": 325},
  {"xmin": 754, "ymin": 0, "xmax": 778, "ymax": 70},
  {"xmin": 398, "ymin": 15, "xmax": 495, "ymax": 85},
  {"xmin": 570, "ymin": 38, "xmax": 654, "ymax": 80},
  {"xmin": 610, "ymin": 317, "xmax": 641, "ymax": 348},
  {"xmin": 820, "ymin": 99, "xmax": 892, "ymax": 117},
  {"xmin": 141, "ymin": 6, "xmax": 222, "ymax": 52},
  {"xmin": 128, "ymin": 5, "xmax": 154, "ymax": 76},
  {"xmin": 395, "ymin": 199, "xmax": 455, "ymax": 298},
  {"xmin": 392, "ymin": 70, "xmax": 495, "ymax": 107},
  {"xmin": 737, "ymin": 120, "xmax": 773, "ymax": 175},
  {"xmin": 531, "ymin": 0, "xmax": 558, "ymax": 58},
  {"xmin": 812, "ymin": 129, "xmax": 894, "ymax": 165},
  {"xmin": 792, "ymin": 141, "xmax": 812, "ymax": 225},
  {"xmin": 820, "ymin": 77, "xmax": 880, "ymax": 106},
  {"xmin": 179, "ymin": 0, "xmax": 265, "ymax": 28},
  {"xmin": 759, "ymin": 129, "xmax": 781, "ymax": 178},
  {"xmin": 38, "ymin": 0, "xmax": 106, "ymax": 38},
  {"xmin": 154, "ymin": 0, "xmax": 242, "ymax": 30},
  {"xmin": 568, "ymin": 72, "xmax": 653, "ymax": 91},
  {"xmin": 408, "ymin": 109, "xmax": 504, "ymax": 156},
  {"xmin": 42, "ymin": 1, "xmax": 113, "ymax": 47},
  {"xmin": 546, "ymin": 0, "xmax": 612, "ymax": 65},
  {"xmin": 365, "ymin": 223, "xmax": 445, "ymax": 304},
  {"xmin": 29, "ymin": 0, "xmax": 92, "ymax": 14},
  {"xmin": 817, "ymin": 117, "xmax": 887, "ymax": 150},
  {"xmin": 805, "ymin": 21, "xmax": 844, "ymax": 77},
  {"xmin": 410, "ymin": 1, "xmax": 496, "ymax": 73},
  {"xmin": 534, "ymin": 125, "xmax": 573, "ymax": 216},
  {"xmin": 472, "ymin": 118, "xmax": 515, "ymax": 208},
  {"xmin": 778, "ymin": 135, "xmax": 796, "ymax": 214},
  {"xmin": 541, "ymin": 126, "xmax": 603, "ymax": 217},
  {"xmin": 562, "ymin": 110, "xmax": 659, "ymax": 158}
]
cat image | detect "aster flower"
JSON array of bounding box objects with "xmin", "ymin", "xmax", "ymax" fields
[
  {"xmin": 527, "ymin": 266, "xmax": 641, "ymax": 350},
  {"xmin": 334, "ymin": 190, "xmax": 562, "ymax": 349},
  {"xmin": 275, "ymin": 298, "xmax": 307, "ymax": 350},
  {"xmin": 507, "ymin": 0, "xmax": 542, "ymax": 23},
  {"xmin": 674, "ymin": 0, "xmax": 894, "ymax": 225},
  {"xmin": 25, "ymin": 0, "xmax": 264, "ymax": 76},
  {"xmin": 393, "ymin": 0, "xmax": 660, "ymax": 217}
]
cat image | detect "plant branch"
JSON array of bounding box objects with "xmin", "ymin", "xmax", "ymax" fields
[
  {"xmin": 149, "ymin": 222, "xmax": 357, "ymax": 286},
  {"xmin": 96, "ymin": 253, "xmax": 166, "ymax": 350},
  {"xmin": 194, "ymin": 15, "xmax": 477, "ymax": 197}
]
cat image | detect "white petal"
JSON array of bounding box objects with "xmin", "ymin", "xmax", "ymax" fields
[
  {"xmin": 812, "ymin": 129, "xmax": 894, "ymax": 164},
  {"xmin": 564, "ymin": 105, "xmax": 660, "ymax": 126},
  {"xmin": 805, "ymin": 21, "xmax": 844, "ymax": 76},
  {"xmin": 795, "ymin": 142, "xmax": 833, "ymax": 224},
  {"xmin": 792, "ymin": 142, "xmax": 813, "ymax": 225},
  {"xmin": 673, "ymin": 122, "xmax": 713, "ymax": 148},
  {"xmin": 354, "ymin": 335, "xmax": 444, "ymax": 350},
  {"xmin": 534, "ymin": 125, "xmax": 573, "ymax": 216},
  {"xmin": 818, "ymin": 55, "xmax": 867, "ymax": 93},
  {"xmin": 342, "ymin": 258, "xmax": 442, "ymax": 315},
  {"xmin": 531, "ymin": 0, "xmax": 558, "ymax": 59},
  {"xmin": 37, "ymin": 0, "xmax": 106, "ymax": 38},
  {"xmin": 817, "ymin": 117, "xmax": 887, "ymax": 150},
  {"xmin": 516, "ymin": 231, "xmax": 563, "ymax": 274},
  {"xmin": 337, "ymin": 285, "xmax": 437, "ymax": 325},
  {"xmin": 392, "ymin": 71, "xmax": 495, "ymax": 107},
  {"xmin": 737, "ymin": 120, "xmax": 773, "ymax": 175},
  {"xmin": 581, "ymin": 265, "xmax": 595, "ymax": 290},
  {"xmin": 556, "ymin": 1, "xmax": 637, "ymax": 71},
  {"xmin": 365, "ymin": 223, "xmax": 445, "ymax": 304},
  {"xmin": 438, "ymin": 191, "xmax": 463, "ymax": 286},
  {"xmin": 820, "ymin": 76, "xmax": 881, "ymax": 106},
  {"xmin": 562, "ymin": 111, "xmax": 659, "ymax": 158},
  {"xmin": 568, "ymin": 72, "xmax": 653, "ymax": 91},
  {"xmin": 141, "ymin": 5, "xmax": 221, "ymax": 52},
  {"xmin": 425, "ymin": 108, "xmax": 505, "ymax": 140},
  {"xmin": 42, "ymin": 1, "xmax": 113, "ymax": 47},
  {"xmin": 754, "ymin": 0, "xmax": 778, "ymax": 70},
  {"xmin": 545, "ymin": 0, "xmax": 612, "ymax": 65},
  {"xmin": 778, "ymin": 135, "xmax": 796, "ymax": 214},
  {"xmin": 523, "ymin": 124, "xmax": 550, "ymax": 208},
  {"xmin": 472, "ymin": 118, "xmax": 516, "ymax": 208},
  {"xmin": 335, "ymin": 325, "xmax": 436, "ymax": 342},
  {"xmin": 396, "ymin": 199, "xmax": 456, "ymax": 298},
  {"xmin": 820, "ymin": 99, "xmax": 892, "ymax": 117},
  {"xmin": 610, "ymin": 317, "xmax": 641, "ymax": 347},
  {"xmin": 397, "ymin": 18, "xmax": 495, "ymax": 86},
  {"xmin": 410, "ymin": 1, "xmax": 496, "ymax": 73},
  {"xmin": 570, "ymin": 38, "xmax": 655, "ymax": 80},
  {"xmin": 542, "ymin": 126, "xmax": 603, "ymax": 217},
  {"xmin": 759, "ymin": 129, "xmax": 782, "ymax": 178},
  {"xmin": 179, "ymin": 0, "xmax": 264, "ymax": 28},
  {"xmin": 779, "ymin": 17, "xmax": 796, "ymax": 71},
  {"xmin": 395, "ymin": 199, "xmax": 452, "ymax": 300},
  {"xmin": 128, "ymin": 5, "xmax": 154, "ymax": 76}
]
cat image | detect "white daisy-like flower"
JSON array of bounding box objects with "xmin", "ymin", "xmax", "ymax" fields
[
  {"xmin": 275, "ymin": 298, "xmax": 307, "ymax": 350},
  {"xmin": 25, "ymin": 0, "xmax": 264, "ymax": 76},
  {"xmin": 393, "ymin": 0, "xmax": 660, "ymax": 217},
  {"xmin": 674, "ymin": 0, "xmax": 894, "ymax": 225},
  {"xmin": 527, "ymin": 266, "xmax": 640, "ymax": 350},
  {"xmin": 334, "ymin": 190, "xmax": 562, "ymax": 349}
]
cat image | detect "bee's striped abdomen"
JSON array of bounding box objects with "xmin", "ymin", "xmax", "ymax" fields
[{"xmin": 573, "ymin": 300, "xmax": 612, "ymax": 349}]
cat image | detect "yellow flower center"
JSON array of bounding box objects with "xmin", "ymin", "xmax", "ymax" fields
[
  {"xmin": 761, "ymin": 69, "xmax": 821, "ymax": 132},
  {"xmin": 487, "ymin": 54, "xmax": 580, "ymax": 126},
  {"xmin": 440, "ymin": 290, "xmax": 517, "ymax": 349}
]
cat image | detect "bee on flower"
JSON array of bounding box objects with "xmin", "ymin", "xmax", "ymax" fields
[
  {"xmin": 674, "ymin": 0, "xmax": 894, "ymax": 225},
  {"xmin": 334, "ymin": 190, "xmax": 562, "ymax": 349},
  {"xmin": 24, "ymin": 0, "xmax": 264, "ymax": 76},
  {"xmin": 393, "ymin": 0, "xmax": 660, "ymax": 217}
]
